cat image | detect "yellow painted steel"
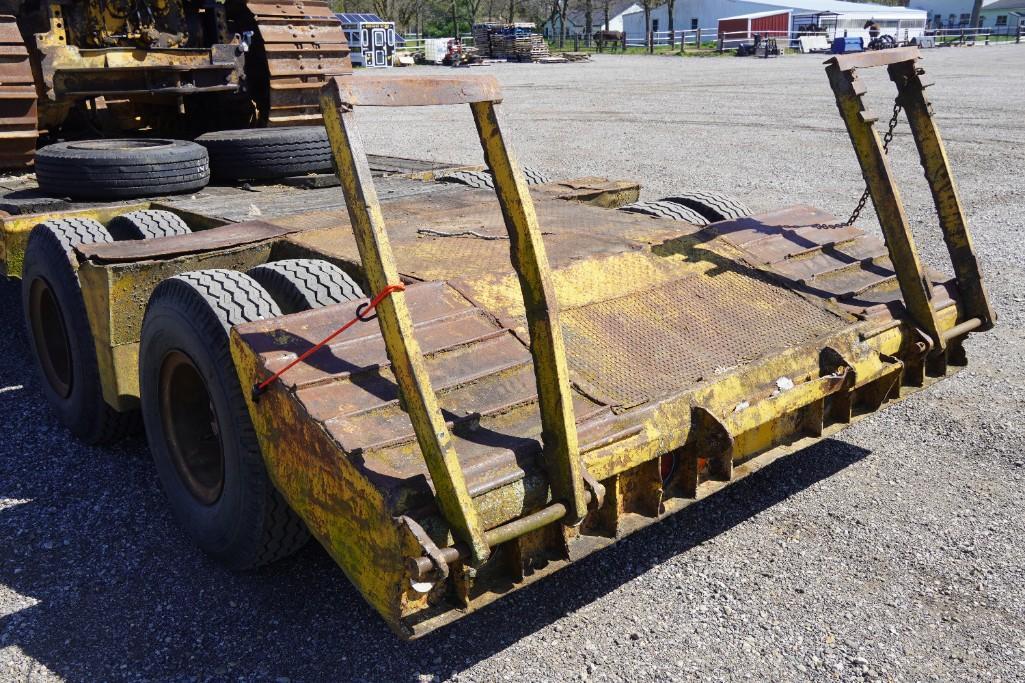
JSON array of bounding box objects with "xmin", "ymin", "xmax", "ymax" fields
[
  {"xmin": 229, "ymin": 337, "xmax": 426, "ymax": 634},
  {"xmin": 230, "ymin": 294, "xmax": 967, "ymax": 637},
  {"xmin": 887, "ymin": 59, "xmax": 994, "ymax": 330},
  {"xmin": 76, "ymin": 244, "xmax": 273, "ymax": 410},
  {"xmin": 825, "ymin": 62, "xmax": 943, "ymax": 349},
  {"xmin": 0, "ymin": 60, "xmax": 992, "ymax": 639},
  {"xmin": 470, "ymin": 100, "xmax": 588, "ymax": 525},
  {"xmin": 320, "ymin": 81, "xmax": 491, "ymax": 565},
  {"xmin": 0, "ymin": 203, "xmax": 149, "ymax": 278}
]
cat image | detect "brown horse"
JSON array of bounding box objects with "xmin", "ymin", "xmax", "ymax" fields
[{"xmin": 593, "ymin": 29, "xmax": 624, "ymax": 52}]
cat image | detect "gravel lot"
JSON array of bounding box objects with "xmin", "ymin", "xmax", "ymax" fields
[{"xmin": 2, "ymin": 47, "xmax": 1024, "ymax": 682}]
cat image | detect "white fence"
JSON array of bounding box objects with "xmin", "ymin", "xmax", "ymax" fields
[
  {"xmin": 619, "ymin": 24, "xmax": 1021, "ymax": 52},
  {"xmin": 396, "ymin": 26, "xmax": 1021, "ymax": 59},
  {"xmin": 623, "ymin": 28, "xmax": 719, "ymax": 48}
]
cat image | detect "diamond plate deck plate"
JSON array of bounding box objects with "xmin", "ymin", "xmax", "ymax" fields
[{"xmin": 561, "ymin": 270, "xmax": 846, "ymax": 408}]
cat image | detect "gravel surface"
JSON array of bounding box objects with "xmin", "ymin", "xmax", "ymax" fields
[{"xmin": 3, "ymin": 47, "xmax": 1024, "ymax": 682}]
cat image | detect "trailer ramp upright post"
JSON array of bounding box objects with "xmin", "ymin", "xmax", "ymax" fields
[
  {"xmin": 825, "ymin": 47, "xmax": 993, "ymax": 368},
  {"xmin": 319, "ymin": 75, "xmax": 593, "ymax": 568}
]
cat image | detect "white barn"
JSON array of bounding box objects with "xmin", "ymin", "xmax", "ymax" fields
[
  {"xmin": 545, "ymin": 1, "xmax": 642, "ymax": 38},
  {"xmin": 622, "ymin": 0, "xmax": 927, "ymax": 42}
]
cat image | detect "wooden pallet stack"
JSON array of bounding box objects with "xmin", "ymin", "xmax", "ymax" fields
[
  {"xmin": 473, "ymin": 23, "xmax": 498, "ymax": 57},
  {"xmin": 473, "ymin": 23, "xmax": 549, "ymax": 62}
]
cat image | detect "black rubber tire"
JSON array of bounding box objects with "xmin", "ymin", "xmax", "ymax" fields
[
  {"xmin": 139, "ymin": 269, "xmax": 309, "ymax": 569},
  {"xmin": 618, "ymin": 200, "xmax": 710, "ymax": 225},
  {"xmin": 661, "ymin": 191, "xmax": 752, "ymax": 223},
  {"xmin": 35, "ymin": 139, "xmax": 210, "ymax": 200},
  {"xmin": 247, "ymin": 259, "xmax": 365, "ymax": 315},
  {"xmin": 20, "ymin": 218, "xmax": 140, "ymax": 443},
  {"xmin": 196, "ymin": 127, "xmax": 334, "ymax": 181},
  {"xmin": 438, "ymin": 169, "xmax": 494, "ymax": 189},
  {"xmin": 107, "ymin": 210, "xmax": 192, "ymax": 240},
  {"xmin": 438, "ymin": 166, "xmax": 550, "ymax": 189},
  {"xmin": 522, "ymin": 167, "xmax": 552, "ymax": 184}
]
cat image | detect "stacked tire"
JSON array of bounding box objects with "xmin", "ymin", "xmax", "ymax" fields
[
  {"xmin": 196, "ymin": 127, "xmax": 334, "ymax": 182},
  {"xmin": 35, "ymin": 139, "xmax": 210, "ymax": 200}
]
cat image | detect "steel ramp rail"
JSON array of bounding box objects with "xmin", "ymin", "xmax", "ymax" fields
[
  {"xmin": 319, "ymin": 75, "xmax": 591, "ymax": 567},
  {"xmin": 825, "ymin": 47, "xmax": 994, "ymax": 361}
]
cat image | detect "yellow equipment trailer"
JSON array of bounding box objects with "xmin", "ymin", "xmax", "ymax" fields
[{"xmin": 0, "ymin": 48, "xmax": 993, "ymax": 638}]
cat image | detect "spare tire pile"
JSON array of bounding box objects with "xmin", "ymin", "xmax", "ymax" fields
[
  {"xmin": 196, "ymin": 127, "xmax": 334, "ymax": 182},
  {"xmin": 35, "ymin": 139, "xmax": 210, "ymax": 200}
]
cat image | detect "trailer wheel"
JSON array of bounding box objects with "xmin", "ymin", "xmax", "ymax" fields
[
  {"xmin": 21, "ymin": 218, "xmax": 140, "ymax": 443},
  {"xmin": 661, "ymin": 191, "xmax": 752, "ymax": 223},
  {"xmin": 196, "ymin": 127, "xmax": 334, "ymax": 181},
  {"xmin": 618, "ymin": 200, "xmax": 710, "ymax": 225},
  {"xmin": 139, "ymin": 269, "xmax": 309, "ymax": 569},
  {"xmin": 439, "ymin": 170, "xmax": 493, "ymax": 189},
  {"xmin": 35, "ymin": 139, "xmax": 210, "ymax": 200},
  {"xmin": 438, "ymin": 167, "xmax": 551, "ymax": 189},
  {"xmin": 107, "ymin": 210, "xmax": 192, "ymax": 240},
  {"xmin": 248, "ymin": 259, "xmax": 365, "ymax": 314},
  {"xmin": 522, "ymin": 167, "xmax": 552, "ymax": 184}
]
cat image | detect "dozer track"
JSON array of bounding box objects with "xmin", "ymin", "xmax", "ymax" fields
[
  {"xmin": 249, "ymin": 0, "xmax": 352, "ymax": 127},
  {"xmin": 0, "ymin": 14, "xmax": 37, "ymax": 168}
]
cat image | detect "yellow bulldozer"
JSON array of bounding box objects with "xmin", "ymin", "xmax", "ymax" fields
[
  {"xmin": 0, "ymin": 47, "xmax": 995, "ymax": 638},
  {"xmin": 0, "ymin": 0, "xmax": 350, "ymax": 168}
]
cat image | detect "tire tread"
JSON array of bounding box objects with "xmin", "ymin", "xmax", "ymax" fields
[{"xmin": 145, "ymin": 269, "xmax": 309, "ymax": 567}]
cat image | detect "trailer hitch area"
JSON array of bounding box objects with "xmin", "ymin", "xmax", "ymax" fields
[{"xmin": 402, "ymin": 467, "xmax": 606, "ymax": 590}]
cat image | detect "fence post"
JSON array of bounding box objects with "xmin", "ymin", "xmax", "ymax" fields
[
  {"xmin": 696, "ymin": 27, "xmax": 702, "ymax": 49},
  {"xmin": 1018, "ymin": 24, "xmax": 1022, "ymax": 43},
  {"xmin": 622, "ymin": 32, "xmax": 627, "ymax": 51},
  {"xmin": 574, "ymin": 34, "xmax": 579, "ymax": 51}
]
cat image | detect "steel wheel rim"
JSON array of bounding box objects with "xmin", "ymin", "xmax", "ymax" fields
[
  {"xmin": 159, "ymin": 350, "xmax": 225, "ymax": 506},
  {"xmin": 28, "ymin": 277, "xmax": 72, "ymax": 398}
]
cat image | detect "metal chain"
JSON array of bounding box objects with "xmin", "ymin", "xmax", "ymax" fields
[{"xmin": 844, "ymin": 101, "xmax": 903, "ymax": 227}]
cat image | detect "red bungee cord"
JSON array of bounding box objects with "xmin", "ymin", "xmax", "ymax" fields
[{"xmin": 251, "ymin": 284, "xmax": 406, "ymax": 400}]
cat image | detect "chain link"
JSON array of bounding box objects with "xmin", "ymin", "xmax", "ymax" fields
[{"xmin": 844, "ymin": 101, "xmax": 903, "ymax": 227}]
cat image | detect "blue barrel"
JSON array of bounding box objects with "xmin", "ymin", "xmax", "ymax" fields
[{"xmin": 831, "ymin": 36, "xmax": 864, "ymax": 54}]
